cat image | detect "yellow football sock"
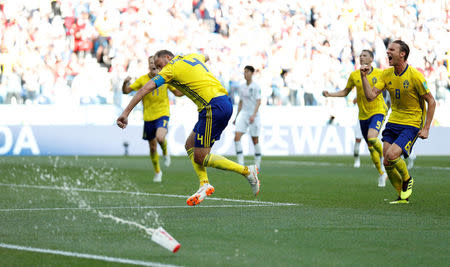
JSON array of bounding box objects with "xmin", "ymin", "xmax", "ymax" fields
[
  {"xmin": 367, "ymin": 137, "xmax": 383, "ymax": 156},
  {"xmin": 385, "ymin": 164, "xmax": 402, "ymax": 195},
  {"xmin": 150, "ymin": 151, "xmax": 160, "ymax": 173},
  {"xmin": 187, "ymin": 148, "xmax": 209, "ymax": 186},
  {"xmin": 161, "ymin": 139, "xmax": 168, "ymax": 156},
  {"xmin": 368, "ymin": 146, "xmax": 383, "ymax": 175},
  {"xmin": 389, "ymin": 157, "xmax": 410, "ymax": 182},
  {"xmin": 203, "ymin": 154, "xmax": 250, "ymax": 176}
]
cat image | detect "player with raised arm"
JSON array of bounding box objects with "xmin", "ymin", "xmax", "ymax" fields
[
  {"xmin": 122, "ymin": 56, "xmax": 183, "ymax": 182},
  {"xmin": 233, "ymin": 65, "xmax": 262, "ymax": 169},
  {"xmin": 117, "ymin": 50, "xmax": 260, "ymax": 206},
  {"xmin": 323, "ymin": 50, "xmax": 388, "ymax": 187},
  {"xmin": 360, "ymin": 40, "xmax": 436, "ymax": 203}
]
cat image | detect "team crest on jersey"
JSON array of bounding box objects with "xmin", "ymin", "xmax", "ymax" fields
[
  {"xmin": 403, "ymin": 80, "xmax": 409, "ymax": 89},
  {"xmin": 372, "ymin": 77, "xmax": 377, "ymax": 84}
]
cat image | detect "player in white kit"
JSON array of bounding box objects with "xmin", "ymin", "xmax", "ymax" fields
[
  {"xmin": 353, "ymin": 98, "xmax": 364, "ymax": 168},
  {"xmin": 233, "ymin": 66, "xmax": 262, "ymax": 169}
]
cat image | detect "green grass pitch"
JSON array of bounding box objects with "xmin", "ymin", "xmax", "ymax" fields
[{"xmin": 1, "ymin": 156, "xmax": 449, "ymax": 266}]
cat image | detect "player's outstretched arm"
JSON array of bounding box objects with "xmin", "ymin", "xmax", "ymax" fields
[
  {"xmin": 117, "ymin": 79, "xmax": 157, "ymax": 129},
  {"xmin": 418, "ymin": 92, "xmax": 436, "ymax": 139},
  {"xmin": 322, "ymin": 87, "xmax": 352, "ymax": 97},
  {"xmin": 360, "ymin": 65, "xmax": 381, "ymax": 101}
]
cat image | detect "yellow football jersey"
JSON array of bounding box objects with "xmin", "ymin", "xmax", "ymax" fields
[
  {"xmin": 156, "ymin": 53, "xmax": 227, "ymax": 111},
  {"xmin": 130, "ymin": 74, "xmax": 174, "ymax": 121},
  {"xmin": 346, "ymin": 68, "xmax": 387, "ymax": 120},
  {"xmin": 375, "ymin": 65, "xmax": 430, "ymax": 128}
]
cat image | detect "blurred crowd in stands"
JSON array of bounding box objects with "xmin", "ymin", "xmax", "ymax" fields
[{"xmin": 0, "ymin": 0, "xmax": 449, "ymax": 108}]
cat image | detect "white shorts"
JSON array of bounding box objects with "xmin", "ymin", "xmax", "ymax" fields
[{"xmin": 235, "ymin": 112, "xmax": 261, "ymax": 137}]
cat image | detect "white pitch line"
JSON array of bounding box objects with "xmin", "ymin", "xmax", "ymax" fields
[
  {"xmin": 0, "ymin": 242, "xmax": 182, "ymax": 267},
  {"xmin": 0, "ymin": 183, "xmax": 299, "ymax": 206},
  {"xmin": 0, "ymin": 204, "xmax": 290, "ymax": 212},
  {"xmin": 431, "ymin": 166, "xmax": 450, "ymax": 171}
]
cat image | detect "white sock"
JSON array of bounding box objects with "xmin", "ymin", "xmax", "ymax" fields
[
  {"xmin": 235, "ymin": 141, "xmax": 244, "ymax": 165},
  {"xmin": 354, "ymin": 141, "xmax": 361, "ymax": 158},
  {"xmin": 254, "ymin": 143, "xmax": 261, "ymax": 167}
]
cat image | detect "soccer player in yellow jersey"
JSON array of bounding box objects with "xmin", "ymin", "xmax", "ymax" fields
[
  {"xmin": 122, "ymin": 56, "xmax": 183, "ymax": 182},
  {"xmin": 323, "ymin": 50, "xmax": 388, "ymax": 187},
  {"xmin": 117, "ymin": 50, "xmax": 260, "ymax": 206},
  {"xmin": 360, "ymin": 40, "xmax": 436, "ymax": 204}
]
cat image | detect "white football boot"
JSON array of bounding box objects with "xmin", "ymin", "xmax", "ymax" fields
[
  {"xmin": 153, "ymin": 171, "xmax": 162, "ymax": 183},
  {"xmin": 246, "ymin": 165, "xmax": 260, "ymax": 196},
  {"xmin": 186, "ymin": 183, "xmax": 215, "ymax": 206}
]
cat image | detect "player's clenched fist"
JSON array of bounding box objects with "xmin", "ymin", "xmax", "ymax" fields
[
  {"xmin": 117, "ymin": 115, "xmax": 128, "ymax": 129},
  {"xmin": 418, "ymin": 128, "xmax": 429, "ymax": 139},
  {"xmin": 360, "ymin": 64, "xmax": 371, "ymax": 76}
]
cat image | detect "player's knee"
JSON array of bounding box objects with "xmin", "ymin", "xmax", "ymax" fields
[
  {"xmin": 156, "ymin": 136, "xmax": 165, "ymax": 144},
  {"xmin": 384, "ymin": 151, "xmax": 398, "ymax": 163},
  {"xmin": 367, "ymin": 133, "xmax": 377, "ymax": 140},
  {"xmin": 185, "ymin": 135, "xmax": 195, "ymax": 151},
  {"xmin": 193, "ymin": 153, "xmax": 206, "ymax": 165}
]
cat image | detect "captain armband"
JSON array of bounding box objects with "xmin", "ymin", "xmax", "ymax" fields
[{"xmin": 151, "ymin": 75, "xmax": 166, "ymax": 88}]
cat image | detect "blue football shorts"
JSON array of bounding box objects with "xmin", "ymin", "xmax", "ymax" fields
[
  {"xmin": 193, "ymin": 95, "xmax": 233, "ymax": 148},
  {"xmin": 359, "ymin": 113, "xmax": 385, "ymax": 142},
  {"xmin": 381, "ymin": 122, "xmax": 420, "ymax": 158},
  {"xmin": 142, "ymin": 116, "xmax": 169, "ymax": 141}
]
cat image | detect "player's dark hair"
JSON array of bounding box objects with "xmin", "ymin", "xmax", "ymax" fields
[
  {"xmin": 392, "ymin": 40, "xmax": 409, "ymax": 60},
  {"xmin": 154, "ymin": 50, "xmax": 174, "ymax": 59},
  {"xmin": 361, "ymin": 49, "xmax": 374, "ymax": 59},
  {"xmin": 244, "ymin": 65, "xmax": 255, "ymax": 73}
]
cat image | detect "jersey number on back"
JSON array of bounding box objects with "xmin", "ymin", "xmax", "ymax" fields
[{"xmin": 183, "ymin": 58, "xmax": 209, "ymax": 72}]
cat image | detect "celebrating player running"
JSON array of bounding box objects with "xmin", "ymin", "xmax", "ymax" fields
[{"xmin": 117, "ymin": 50, "xmax": 260, "ymax": 206}]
